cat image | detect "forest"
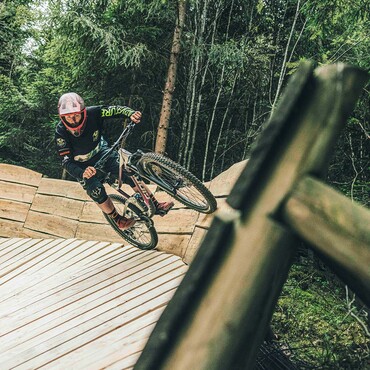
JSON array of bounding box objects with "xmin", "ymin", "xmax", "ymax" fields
[{"xmin": 0, "ymin": 0, "xmax": 369, "ymax": 368}]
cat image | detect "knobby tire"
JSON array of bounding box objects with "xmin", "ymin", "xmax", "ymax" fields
[
  {"xmin": 139, "ymin": 153, "xmax": 217, "ymax": 214},
  {"xmin": 104, "ymin": 194, "xmax": 158, "ymax": 250}
]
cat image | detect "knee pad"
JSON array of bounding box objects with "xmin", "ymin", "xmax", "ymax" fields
[{"xmin": 81, "ymin": 177, "xmax": 108, "ymax": 204}]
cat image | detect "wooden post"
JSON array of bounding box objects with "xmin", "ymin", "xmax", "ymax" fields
[
  {"xmin": 134, "ymin": 62, "xmax": 368, "ymax": 370},
  {"xmin": 282, "ymin": 175, "xmax": 370, "ymax": 307}
]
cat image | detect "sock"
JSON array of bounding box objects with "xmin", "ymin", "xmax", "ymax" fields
[
  {"xmin": 149, "ymin": 194, "xmax": 160, "ymax": 207},
  {"xmin": 108, "ymin": 209, "xmax": 121, "ymax": 222}
]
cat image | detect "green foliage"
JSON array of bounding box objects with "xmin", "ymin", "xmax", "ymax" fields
[
  {"xmin": 272, "ymin": 261, "xmax": 370, "ymax": 369},
  {"xmin": 328, "ymin": 87, "xmax": 370, "ymax": 207},
  {"xmin": 2, "ymin": 0, "xmax": 368, "ymax": 183},
  {"xmin": 0, "ymin": 1, "xmax": 31, "ymax": 76},
  {"xmin": 0, "ymin": 73, "xmax": 58, "ymax": 176},
  {"xmin": 301, "ymin": 0, "xmax": 370, "ymax": 68}
]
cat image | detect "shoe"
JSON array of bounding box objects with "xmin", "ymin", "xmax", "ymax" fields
[
  {"xmin": 116, "ymin": 216, "xmax": 136, "ymax": 230},
  {"xmin": 155, "ymin": 201, "xmax": 174, "ymax": 216}
]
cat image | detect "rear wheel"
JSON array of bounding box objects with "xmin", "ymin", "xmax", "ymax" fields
[
  {"xmin": 103, "ymin": 194, "xmax": 158, "ymax": 250},
  {"xmin": 138, "ymin": 153, "xmax": 217, "ymax": 214}
]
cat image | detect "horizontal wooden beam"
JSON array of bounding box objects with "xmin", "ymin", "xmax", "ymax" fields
[{"xmin": 282, "ymin": 175, "xmax": 370, "ymax": 306}]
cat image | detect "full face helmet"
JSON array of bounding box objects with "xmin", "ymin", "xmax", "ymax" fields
[{"xmin": 58, "ymin": 92, "xmax": 87, "ymax": 137}]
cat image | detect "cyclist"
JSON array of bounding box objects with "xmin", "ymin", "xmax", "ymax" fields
[{"xmin": 55, "ymin": 92, "xmax": 173, "ymax": 230}]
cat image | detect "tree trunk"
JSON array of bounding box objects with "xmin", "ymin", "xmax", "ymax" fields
[
  {"xmin": 271, "ymin": 0, "xmax": 301, "ymax": 113},
  {"xmin": 210, "ymin": 73, "xmax": 237, "ymax": 179},
  {"xmin": 202, "ymin": 65, "xmax": 225, "ymax": 181},
  {"xmin": 185, "ymin": 0, "xmax": 223, "ymax": 170},
  {"xmin": 155, "ymin": 0, "xmax": 186, "ymax": 154},
  {"xmin": 202, "ymin": 0, "xmax": 234, "ymax": 181},
  {"xmin": 182, "ymin": 0, "xmax": 210, "ymax": 169}
]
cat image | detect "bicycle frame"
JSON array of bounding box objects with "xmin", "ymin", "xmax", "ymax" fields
[
  {"xmin": 94, "ymin": 122, "xmax": 157, "ymax": 218},
  {"xmin": 115, "ymin": 147, "xmax": 157, "ymax": 218}
]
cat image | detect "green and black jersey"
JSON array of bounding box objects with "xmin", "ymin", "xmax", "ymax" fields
[{"xmin": 55, "ymin": 105, "xmax": 135, "ymax": 179}]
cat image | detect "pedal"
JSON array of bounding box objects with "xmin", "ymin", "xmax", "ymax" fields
[{"xmin": 155, "ymin": 202, "xmax": 174, "ymax": 217}]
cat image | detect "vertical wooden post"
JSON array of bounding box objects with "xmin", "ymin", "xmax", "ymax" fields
[{"xmin": 135, "ymin": 62, "xmax": 368, "ymax": 370}]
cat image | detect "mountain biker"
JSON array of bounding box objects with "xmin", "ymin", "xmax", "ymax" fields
[{"xmin": 55, "ymin": 92, "xmax": 174, "ymax": 230}]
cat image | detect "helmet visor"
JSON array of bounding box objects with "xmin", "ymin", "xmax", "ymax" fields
[
  {"xmin": 60, "ymin": 108, "xmax": 87, "ymax": 137},
  {"xmin": 61, "ymin": 113, "xmax": 83, "ymax": 128}
]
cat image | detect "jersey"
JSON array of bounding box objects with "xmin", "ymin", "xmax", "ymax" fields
[{"xmin": 55, "ymin": 105, "xmax": 135, "ymax": 179}]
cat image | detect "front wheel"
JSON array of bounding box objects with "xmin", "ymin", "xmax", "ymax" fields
[
  {"xmin": 138, "ymin": 153, "xmax": 217, "ymax": 214},
  {"xmin": 103, "ymin": 194, "xmax": 158, "ymax": 250}
]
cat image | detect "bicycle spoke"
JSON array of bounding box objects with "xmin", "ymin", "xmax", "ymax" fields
[
  {"xmin": 156, "ymin": 168, "xmax": 210, "ymax": 209},
  {"xmin": 105, "ymin": 194, "xmax": 158, "ymax": 250}
]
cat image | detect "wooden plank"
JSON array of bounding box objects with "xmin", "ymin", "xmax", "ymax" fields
[
  {"xmin": 79, "ymin": 201, "xmax": 107, "ymax": 223},
  {"xmin": 0, "ymin": 238, "xmax": 34, "ymax": 259},
  {"xmin": 37, "ymin": 177, "xmax": 89, "ymax": 200},
  {"xmin": 0, "ymin": 234, "xmax": 187, "ymax": 369},
  {"xmin": 206, "ymin": 160, "xmax": 248, "ymax": 197},
  {"xmin": 153, "ymin": 209, "xmax": 198, "ymax": 234},
  {"xmin": 106, "ymin": 352, "xmax": 142, "ymax": 370},
  {"xmin": 183, "ymin": 226, "xmax": 207, "ymax": 264},
  {"xmin": 30, "ymin": 194, "xmax": 85, "ymax": 220},
  {"xmin": 45, "ymin": 315, "xmax": 159, "ymax": 369},
  {"xmin": 0, "ymin": 240, "xmax": 102, "ymax": 303},
  {"xmin": 155, "ymin": 233, "xmax": 191, "ymax": 259},
  {"xmin": 283, "ymin": 175, "xmax": 370, "ymax": 307},
  {"xmin": 0, "ymin": 238, "xmax": 46, "ymax": 266},
  {"xmin": 0, "ymin": 164, "xmax": 42, "ymax": 187},
  {"xmin": 21, "ymin": 228, "xmax": 62, "ymax": 239},
  {"xmin": 0, "ymin": 239, "xmax": 101, "ymax": 303},
  {"xmin": 24, "ymin": 211, "xmax": 78, "ymax": 238},
  {"xmin": 0, "ymin": 239, "xmax": 72, "ymax": 278},
  {"xmin": 0, "ymin": 266, "xmax": 185, "ymax": 349},
  {"xmin": 0, "ymin": 180, "xmax": 37, "ymax": 203},
  {"xmin": 0, "ymin": 266, "xmax": 187, "ymax": 351},
  {"xmin": 1, "ymin": 288, "xmax": 180, "ymax": 369},
  {"xmin": 0, "ymin": 199, "xmax": 30, "ymax": 222},
  {"xmin": 104, "ymin": 348, "xmax": 144, "ymax": 370},
  {"xmin": 1, "ymin": 254, "xmax": 180, "ymax": 323},
  {"xmin": 72, "ymin": 243, "xmax": 137, "ymax": 273},
  {"xmin": 0, "ymin": 239, "xmax": 63, "ymax": 282},
  {"xmin": 0, "ymin": 252, "xmax": 171, "ymax": 320},
  {"xmin": 0, "ymin": 237, "xmax": 26, "ymax": 250},
  {"xmin": 76, "ymin": 222, "xmax": 124, "ymax": 243},
  {"xmin": 0, "ymin": 219, "xmax": 26, "ymax": 238}
]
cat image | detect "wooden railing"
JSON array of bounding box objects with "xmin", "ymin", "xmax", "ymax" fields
[{"xmin": 134, "ymin": 62, "xmax": 369, "ymax": 369}]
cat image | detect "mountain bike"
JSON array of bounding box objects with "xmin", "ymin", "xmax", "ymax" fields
[{"xmin": 93, "ymin": 122, "xmax": 217, "ymax": 250}]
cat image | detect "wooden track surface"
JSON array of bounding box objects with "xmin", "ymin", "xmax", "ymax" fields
[
  {"xmin": 0, "ymin": 162, "xmax": 246, "ymax": 368},
  {"xmin": 0, "ymin": 237, "xmax": 187, "ymax": 369}
]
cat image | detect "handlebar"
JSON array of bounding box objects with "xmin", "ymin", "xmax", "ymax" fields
[{"xmin": 94, "ymin": 121, "xmax": 136, "ymax": 170}]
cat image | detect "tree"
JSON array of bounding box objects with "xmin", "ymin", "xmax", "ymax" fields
[{"xmin": 155, "ymin": 0, "xmax": 186, "ymax": 155}]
